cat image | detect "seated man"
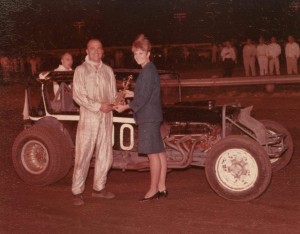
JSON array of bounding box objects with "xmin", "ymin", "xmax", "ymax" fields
[{"xmin": 53, "ymin": 52, "xmax": 73, "ymax": 96}]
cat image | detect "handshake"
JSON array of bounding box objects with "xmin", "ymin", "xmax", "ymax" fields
[
  {"xmin": 113, "ymin": 90, "xmax": 134, "ymax": 113},
  {"xmin": 100, "ymin": 90, "xmax": 134, "ymax": 113}
]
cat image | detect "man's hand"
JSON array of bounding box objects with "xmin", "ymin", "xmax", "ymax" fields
[
  {"xmin": 113, "ymin": 104, "xmax": 130, "ymax": 113},
  {"xmin": 100, "ymin": 103, "xmax": 113, "ymax": 113},
  {"xmin": 124, "ymin": 90, "xmax": 134, "ymax": 98}
]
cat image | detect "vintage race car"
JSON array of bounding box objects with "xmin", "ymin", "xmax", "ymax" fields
[{"xmin": 12, "ymin": 70, "xmax": 293, "ymax": 201}]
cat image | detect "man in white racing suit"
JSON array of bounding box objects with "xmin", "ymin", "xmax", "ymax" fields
[{"xmin": 72, "ymin": 39, "xmax": 116, "ymax": 205}]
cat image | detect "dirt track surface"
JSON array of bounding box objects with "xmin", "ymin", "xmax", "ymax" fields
[{"xmin": 1, "ymin": 84, "xmax": 300, "ymax": 233}]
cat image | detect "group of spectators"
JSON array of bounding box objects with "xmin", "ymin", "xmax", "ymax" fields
[
  {"xmin": 214, "ymin": 35, "xmax": 300, "ymax": 77},
  {"xmin": 2, "ymin": 36, "xmax": 299, "ymax": 83},
  {"xmin": 0, "ymin": 54, "xmax": 41, "ymax": 84}
]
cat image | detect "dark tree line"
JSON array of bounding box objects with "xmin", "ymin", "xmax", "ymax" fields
[{"xmin": 0, "ymin": 0, "xmax": 299, "ymax": 53}]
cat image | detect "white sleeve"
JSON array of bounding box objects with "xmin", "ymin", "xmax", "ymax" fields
[{"xmin": 73, "ymin": 67, "xmax": 101, "ymax": 113}]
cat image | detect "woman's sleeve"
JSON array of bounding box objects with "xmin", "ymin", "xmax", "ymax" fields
[{"xmin": 129, "ymin": 68, "xmax": 153, "ymax": 113}]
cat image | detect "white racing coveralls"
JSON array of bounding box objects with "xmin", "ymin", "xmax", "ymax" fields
[{"xmin": 72, "ymin": 59, "xmax": 116, "ymax": 195}]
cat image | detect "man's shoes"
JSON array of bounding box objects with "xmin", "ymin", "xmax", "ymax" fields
[
  {"xmin": 92, "ymin": 189, "xmax": 115, "ymax": 199},
  {"xmin": 73, "ymin": 194, "xmax": 84, "ymax": 206}
]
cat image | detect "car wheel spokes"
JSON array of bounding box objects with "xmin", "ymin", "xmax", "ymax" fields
[
  {"xmin": 215, "ymin": 148, "xmax": 258, "ymax": 192},
  {"xmin": 21, "ymin": 140, "xmax": 49, "ymax": 174}
]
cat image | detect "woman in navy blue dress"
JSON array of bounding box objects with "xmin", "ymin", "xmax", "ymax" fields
[{"xmin": 115, "ymin": 34, "xmax": 168, "ymax": 201}]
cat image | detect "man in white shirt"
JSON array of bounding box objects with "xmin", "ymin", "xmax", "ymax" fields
[
  {"xmin": 220, "ymin": 41, "xmax": 236, "ymax": 77},
  {"xmin": 256, "ymin": 37, "xmax": 268, "ymax": 76},
  {"xmin": 243, "ymin": 39, "xmax": 256, "ymax": 76},
  {"xmin": 267, "ymin": 37, "xmax": 281, "ymax": 75},
  {"xmin": 285, "ymin": 35, "xmax": 299, "ymax": 75},
  {"xmin": 53, "ymin": 52, "xmax": 73, "ymax": 96},
  {"xmin": 55, "ymin": 52, "xmax": 73, "ymax": 72}
]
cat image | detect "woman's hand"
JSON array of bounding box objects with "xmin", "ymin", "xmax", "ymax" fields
[
  {"xmin": 124, "ymin": 90, "xmax": 134, "ymax": 98},
  {"xmin": 113, "ymin": 104, "xmax": 130, "ymax": 113}
]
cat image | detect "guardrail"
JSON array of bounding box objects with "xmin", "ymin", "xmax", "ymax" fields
[
  {"xmin": 160, "ymin": 75, "xmax": 300, "ymax": 87},
  {"xmin": 160, "ymin": 75, "xmax": 300, "ymax": 103}
]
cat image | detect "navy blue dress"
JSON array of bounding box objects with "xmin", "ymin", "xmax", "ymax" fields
[{"xmin": 129, "ymin": 62, "xmax": 164, "ymax": 155}]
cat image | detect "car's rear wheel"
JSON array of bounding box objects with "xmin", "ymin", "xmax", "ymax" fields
[
  {"xmin": 12, "ymin": 125, "xmax": 72, "ymax": 186},
  {"xmin": 260, "ymin": 120, "xmax": 293, "ymax": 172},
  {"xmin": 205, "ymin": 135, "xmax": 272, "ymax": 201}
]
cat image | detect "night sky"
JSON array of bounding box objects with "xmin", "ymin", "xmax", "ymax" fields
[{"xmin": 1, "ymin": 0, "xmax": 300, "ymax": 52}]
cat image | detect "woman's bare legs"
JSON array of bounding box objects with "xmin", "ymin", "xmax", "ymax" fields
[
  {"xmin": 145, "ymin": 154, "xmax": 160, "ymax": 198},
  {"xmin": 144, "ymin": 152, "xmax": 167, "ymax": 198},
  {"xmin": 158, "ymin": 152, "xmax": 167, "ymax": 191}
]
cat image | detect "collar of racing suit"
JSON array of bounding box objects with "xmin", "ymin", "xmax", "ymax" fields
[
  {"xmin": 84, "ymin": 55, "xmax": 103, "ymax": 86},
  {"xmin": 85, "ymin": 55, "xmax": 102, "ymax": 69}
]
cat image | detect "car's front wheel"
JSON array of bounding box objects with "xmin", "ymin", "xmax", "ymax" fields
[
  {"xmin": 12, "ymin": 125, "xmax": 73, "ymax": 186},
  {"xmin": 205, "ymin": 135, "xmax": 272, "ymax": 201}
]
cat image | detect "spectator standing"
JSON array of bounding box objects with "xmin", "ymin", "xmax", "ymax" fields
[
  {"xmin": 18, "ymin": 56, "xmax": 25, "ymax": 74},
  {"xmin": 0, "ymin": 54, "xmax": 11, "ymax": 84},
  {"xmin": 36, "ymin": 56, "xmax": 41, "ymax": 72},
  {"xmin": 182, "ymin": 46, "xmax": 189, "ymax": 65},
  {"xmin": 12, "ymin": 57, "xmax": 18, "ymax": 73},
  {"xmin": 217, "ymin": 43, "xmax": 223, "ymax": 60},
  {"xmin": 11, "ymin": 56, "xmax": 18, "ymax": 82},
  {"xmin": 267, "ymin": 37, "xmax": 281, "ymax": 75},
  {"xmin": 256, "ymin": 37, "xmax": 268, "ymax": 76},
  {"xmin": 29, "ymin": 55, "xmax": 38, "ymax": 76},
  {"xmin": 220, "ymin": 41, "xmax": 236, "ymax": 77},
  {"xmin": 163, "ymin": 46, "xmax": 169, "ymax": 65},
  {"xmin": 115, "ymin": 50, "xmax": 124, "ymax": 68},
  {"xmin": 211, "ymin": 43, "xmax": 218, "ymax": 64},
  {"xmin": 243, "ymin": 39, "xmax": 257, "ymax": 76},
  {"xmin": 285, "ymin": 35, "xmax": 299, "ymax": 75}
]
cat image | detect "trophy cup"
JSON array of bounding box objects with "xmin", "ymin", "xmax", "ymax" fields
[{"xmin": 112, "ymin": 75, "xmax": 133, "ymax": 105}]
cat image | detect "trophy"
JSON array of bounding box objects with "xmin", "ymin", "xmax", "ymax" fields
[{"xmin": 112, "ymin": 75, "xmax": 133, "ymax": 105}]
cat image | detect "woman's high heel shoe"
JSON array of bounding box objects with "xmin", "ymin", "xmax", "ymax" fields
[
  {"xmin": 139, "ymin": 192, "xmax": 160, "ymax": 202},
  {"xmin": 159, "ymin": 190, "xmax": 168, "ymax": 198}
]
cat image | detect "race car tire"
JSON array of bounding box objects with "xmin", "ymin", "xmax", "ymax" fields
[
  {"xmin": 12, "ymin": 125, "xmax": 72, "ymax": 186},
  {"xmin": 205, "ymin": 135, "xmax": 272, "ymax": 201}
]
